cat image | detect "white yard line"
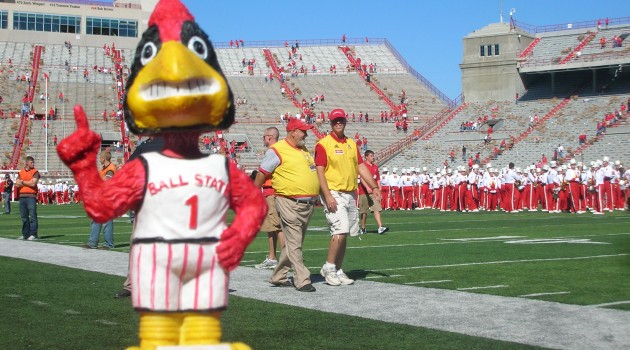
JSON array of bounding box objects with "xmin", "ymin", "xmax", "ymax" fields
[
  {"xmin": 519, "ymin": 292, "xmax": 571, "ymax": 297},
  {"xmin": 366, "ymin": 274, "xmax": 404, "ymax": 279},
  {"xmin": 373, "ymin": 254, "xmax": 629, "ymax": 271},
  {"xmin": 589, "ymin": 300, "xmax": 630, "ymax": 308},
  {"xmin": 457, "ymin": 285, "xmax": 508, "ymax": 291},
  {"xmin": 405, "ymin": 279, "xmax": 452, "ymax": 285}
]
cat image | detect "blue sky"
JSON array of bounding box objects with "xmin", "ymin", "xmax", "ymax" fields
[{"xmin": 186, "ymin": 0, "xmax": 627, "ymax": 101}]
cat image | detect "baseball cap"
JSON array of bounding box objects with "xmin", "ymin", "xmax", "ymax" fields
[
  {"xmin": 286, "ymin": 118, "xmax": 314, "ymax": 132},
  {"xmin": 329, "ymin": 108, "xmax": 347, "ymax": 121}
]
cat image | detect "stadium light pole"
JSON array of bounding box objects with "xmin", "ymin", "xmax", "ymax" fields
[
  {"xmin": 62, "ymin": 97, "xmax": 65, "ymax": 138},
  {"xmin": 44, "ymin": 73, "xmax": 49, "ymax": 172}
]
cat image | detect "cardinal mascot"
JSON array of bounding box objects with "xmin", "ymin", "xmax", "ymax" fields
[{"xmin": 56, "ymin": 0, "xmax": 266, "ymax": 349}]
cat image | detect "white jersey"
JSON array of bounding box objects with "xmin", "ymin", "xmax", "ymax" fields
[
  {"xmin": 390, "ymin": 174, "xmax": 401, "ymax": 187},
  {"xmin": 131, "ymin": 152, "xmax": 231, "ymax": 312},
  {"xmin": 467, "ymin": 172, "xmax": 478, "ymax": 185},
  {"xmin": 595, "ymin": 168, "xmax": 605, "ymax": 185},
  {"xmin": 565, "ymin": 168, "xmax": 579, "ymax": 182},
  {"xmin": 401, "ymin": 175, "xmax": 414, "ymax": 186},
  {"xmin": 380, "ymin": 173, "xmax": 391, "ymax": 187},
  {"xmin": 134, "ymin": 153, "xmax": 230, "ymax": 241}
]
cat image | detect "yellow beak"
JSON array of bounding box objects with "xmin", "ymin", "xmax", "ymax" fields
[{"xmin": 126, "ymin": 41, "xmax": 230, "ymax": 130}]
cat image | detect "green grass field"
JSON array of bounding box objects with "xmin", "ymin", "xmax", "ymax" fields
[{"xmin": 1, "ymin": 204, "xmax": 629, "ymax": 349}]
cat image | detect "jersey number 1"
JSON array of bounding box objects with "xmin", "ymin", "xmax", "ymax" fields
[{"xmin": 185, "ymin": 195, "xmax": 198, "ymax": 230}]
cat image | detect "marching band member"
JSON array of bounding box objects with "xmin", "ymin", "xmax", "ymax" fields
[
  {"xmin": 601, "ymin": 157, "xmax": 615, "ymax": 211},
  {"xmin": 594, "ymin": 160, "xmax": 606, "ymax": 214},
  {"xmin": 465, "ymin": 164, "xmax": 479, "ymax": 212},
  {"xmin": 565, "ymin": 159, "xmax": 584, "ymax": 213},
  {"xmin": 400, "ymin": 169, "xmax": 414, "ymax": 210},
  {"xmin": 380, "ymin": 167, "xmax": 391, "ymax": 210}
]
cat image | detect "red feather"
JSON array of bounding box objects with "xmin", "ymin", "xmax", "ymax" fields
[{"xmin": 149, "ymin": 0, "xmax": 194, "ymax": 42}]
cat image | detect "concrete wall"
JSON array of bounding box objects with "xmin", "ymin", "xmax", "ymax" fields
[
  {"xmin": 0, "ymin": 0, "xmax": 151, "ymax": 50},
  {"xmin": 460, "ymin": 22, "xmax": 533, "ymax": 102}
]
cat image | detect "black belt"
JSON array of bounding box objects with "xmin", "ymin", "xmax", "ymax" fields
[
  {"xmin": 604, "ymin": 177, "xmax": 612, "ymax": 181},
  {"xmin": 284, "ymin": 197, "xmax": 319, "ymax": 205}
]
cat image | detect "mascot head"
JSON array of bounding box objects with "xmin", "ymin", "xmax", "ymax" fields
[{"xmin": 123, "ymin": 0, "xmax": 234, "ymax": 136}]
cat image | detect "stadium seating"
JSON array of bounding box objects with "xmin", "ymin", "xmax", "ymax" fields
[{"xmin": 0, "ymin": 21, "xmax": 628, "ymax": 176}]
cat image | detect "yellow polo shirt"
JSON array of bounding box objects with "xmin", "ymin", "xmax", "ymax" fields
[
  {"xmin": 269, "ymin": 140, "xmax": 320, "ymax": 197},
  {"xmin": 315, "ymin": 133, "xmax": 360, "ymax": 192}
]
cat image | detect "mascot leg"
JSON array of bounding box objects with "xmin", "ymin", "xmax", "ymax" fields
[
  {"xmin": 180, "ymin": 312, "xmax": 222, "ymax": 345},
  {"xmin": 127, "ymin": 312, "xmax": 180, "ymax": 350},
  {"xmin": 180, "ymin": 312, "xmax": 251, "ymax": 349}
]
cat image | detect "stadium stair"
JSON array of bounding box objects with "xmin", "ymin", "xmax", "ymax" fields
[
  {"xmin": 261, "ymin": 48, "xmax": 326, "ymax": 139},
  {"xmin": 518, "ymin": 37, "xmax": 541, "ymax": 59},
  {"xmin": 338, "ymin": 46, "xmax": 401, "ymax": 113},
  {"xmin": 559, "ymin": 31, "xmax": 597, "ymax": 64},
  {"xmin": 9, "ymin": 45, "xmax": 44, "ymax": 170}
]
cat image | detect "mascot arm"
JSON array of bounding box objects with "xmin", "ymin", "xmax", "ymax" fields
[
  {"xmin": 57, "ymin": 105, "xmax": 145, "ymax": 222},
  {"xmin": 78, "ymin": 160, "xmax": 146, "ymax": 222},
  {"xmin": 217, "ymin": 162, "xmax": 267, "ymax": 271}
]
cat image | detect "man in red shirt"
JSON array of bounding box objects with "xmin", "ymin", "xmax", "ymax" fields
[{"xmin": 358, "ymin": 150, "xmax": 388, "ymax": 235}]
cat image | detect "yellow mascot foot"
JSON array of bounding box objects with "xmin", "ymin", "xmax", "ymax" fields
[{"xmin": 126, "ymin": 343, "xmax": 250, "ymax": 349}]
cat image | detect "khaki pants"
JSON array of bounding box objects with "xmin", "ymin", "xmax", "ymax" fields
[{"xmin": 271, "ymin": 197, "xmax": 314, "ymax": 288}]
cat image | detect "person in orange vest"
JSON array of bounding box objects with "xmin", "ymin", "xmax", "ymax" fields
[
  {"xmin": 16, "ymin": 156, "xmax": 40, "ymax": 240},
  {"xmin": 83, "ymin": 150, "xmax": 116, "ymax": 249}
]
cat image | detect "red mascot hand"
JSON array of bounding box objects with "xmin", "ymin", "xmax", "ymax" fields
[
  {"xmin": 56, "ymin": 105, "xmax": 102, "ymax": 172},
  {"xmin": 217, "ymin": 226, "xmax": 248, "ymax": 272}
]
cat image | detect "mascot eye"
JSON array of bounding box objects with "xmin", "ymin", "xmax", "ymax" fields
[
  {"xmin": 140, "ymin": 42, "xmax": 158, "ymax": 65},
  {"xmin": 188, "ymin": 36, "xmax": 208, "ymax": 60}
]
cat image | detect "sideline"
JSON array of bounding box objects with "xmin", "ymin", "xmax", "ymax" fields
[{"xmin": 1, "ymin": 238, "xmax": 629, "ymax": 349}]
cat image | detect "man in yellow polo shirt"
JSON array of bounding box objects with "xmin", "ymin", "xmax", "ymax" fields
[
  {"xmin": 315, "ymin": 109, "xmax": 381, "ymax": 286},
  {"xmin": 254, "ymin": 118, "xmax": 320, "ymax": 292}
]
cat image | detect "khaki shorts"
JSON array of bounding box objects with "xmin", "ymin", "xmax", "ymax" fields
[
  {"xmin": 322, "ymin": 191, "xmax": 359, "ymax": 236},
  {"xmin": 358, "ymin": 193, "xmax": 382, "ymax": 214},
  {"xmin": 260, "ymin": 195, "xmax": 281, "ymax": 232}
]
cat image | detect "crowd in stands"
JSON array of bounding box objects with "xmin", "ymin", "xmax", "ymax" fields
[
  {"xmin": 229, "ymin": 39, "xmax": 245, "ymax": 48},
  {"xmin": 198, "ymin": 132, "xmax": 248, "ymax": 168},
  {"xmin": 235, "ymin": 96, "xmax": 248, "ymax": 108},
  {"xmin": 64, "ymin": 41, "xmax": 73, "ymax": 54},
  {"xmin": 460, "ymin": 120, "xmax": 479, "ymax": 131},
  {"xmin": 241, "ymin": 57, "xmax": 256, "ymax": 75},
  {"xmin": 528, "ymin": 114, "xmax": 541, "ymax": 129},
  {"xmin": 460, "ymin": 115, "xmax": 490, "ymax": 132},
  {"xmin": 353, "ymin": 132, "xmax": 369, "ymax": 152},
  {"xmin": 596, "ymin": 103, "xmax": 627, "ymax": 136},
  {"xmin": 599, "ymin": 35, "xmax": 624, "ymax": 49}
]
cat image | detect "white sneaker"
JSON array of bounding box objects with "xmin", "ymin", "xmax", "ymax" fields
[
  {"xmin": 336, "ymin": 269, "xmax": 354, "ymax": 285},
  {"xmin": 27, "ymin": 236, "xmax": 38, "ymax": 241},
  {"xmin": 254, "ymin": 257, "xmax": 277, "ymax": 269},
  {"xmin": 320, "ymin": 266, "xmax": 341, "ymax": 286},
  {"xmin": 377, "ymin": 226, "xmax": 389, "ymax": 234}
]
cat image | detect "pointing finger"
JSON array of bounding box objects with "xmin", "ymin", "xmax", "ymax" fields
[{"xmin": 73, "ymin": 105, "xmax": 89, "ymax": 130}]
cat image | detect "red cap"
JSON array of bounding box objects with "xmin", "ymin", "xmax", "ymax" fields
[
  {"xmin": 286, "ymin": 118, "xmax": 314, "ymax": 132},
  {"xmin": 329, "ymin": 108, "xmax": 347, "ymax": 121}
]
